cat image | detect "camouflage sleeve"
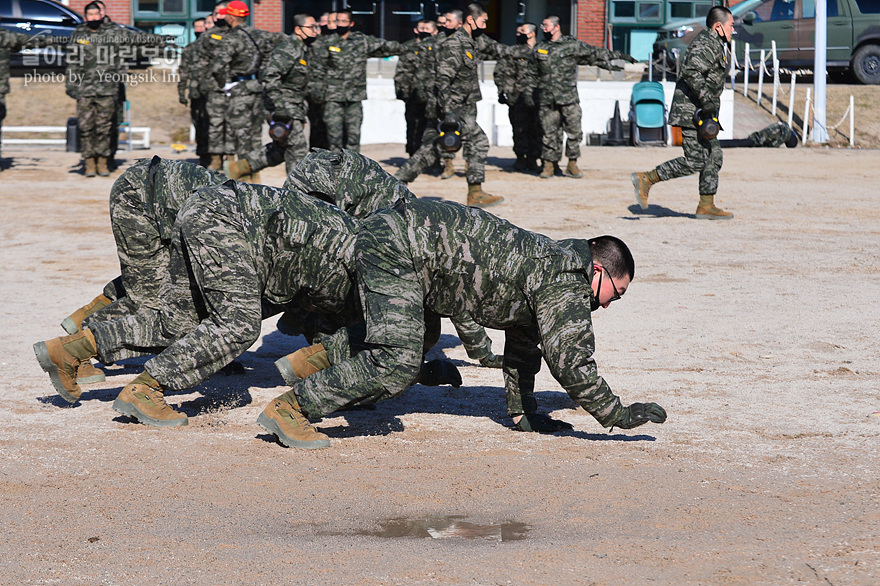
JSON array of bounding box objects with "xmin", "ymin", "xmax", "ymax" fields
[
  {"xmin": 680, "ymin": 38, "xmax": 717, "ymax": 110},
  {"xmin": 450, "ymin": 313, "xmax": 493, "ymax": 361},
  {"xmin": 393, "ymin": 40, "xmax": 417, "ymax": 99},
  {"xmin": 177, "ymin": 46, "xmax": 190, "ymax": 102},
  {"xmin": 575, "ymin": 40, "xmax": 617, "ymax": 70},
  {"xmin": 65, "ymin": 33, "xmax": 84, "ymax": 97},
  {"xmin": 261, "ymin": 41, "xmax": 294, "ymax": 114},
  {"xmin": 502, "ymin": 325, "xmax": 542, "ymax": 416},
  {"xmin": 493, "ymin": 54, "xmax": 514, "ymax": 95},
  {"xmin": 532, "ymin": 279, "xmax": 626, "ymax": 428},
  {"xmin": 0, "ymin": 31, "xmax": 30, "ymax": 50},
  {"xmin": 476, "ymin": 35, "xmax": 510, "ymax": 60},
  {"xmin": 367, "ymin": 35, "xmax": 403, "ymax": 58},
  {"xmin": 211, "ymin": 36, "xmax": 234, "ymax": 87},
  {"xmin": 307, "ymin": 39, "xmax": 328, "ymax": 101},
  {"xmin": 435, "ymin": 38, "xmax": 465, "ymax": 115}
]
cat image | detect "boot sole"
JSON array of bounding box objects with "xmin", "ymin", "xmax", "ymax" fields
[
  {"xmin": 469, "ymin": 199, "xmax": 504, "ymax": 209},
  {"xmin": 76, "ymin": 372, "xmax": 106, "ymax": 384},
  {"xmin": 274, "ymin": 356, "xmax": 301, "ymax": 386},
  {"xmin": 631, "ymin": 173, "xmax": 648, "ymax": 210},
  {"xmin": 112, "ymin": 398, "xmax": 188, "ymax": 428},
  {"xmin": 33, "ymin": 341, "xmax": 79, "ymax": 404},
  {"xmin": 695, "ymin": 214, "xmax": 734, "ymax": 220},
  {"xmin": 257, "ymin": 412, "xmax": 331, "ymax": 449},
  {"xmin": 60, "ymin": 317, "xmax": 80, "ymax": 335}
]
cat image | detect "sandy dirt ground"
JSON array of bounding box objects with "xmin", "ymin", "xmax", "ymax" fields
[{"xmin": 1, "ymin": 142, "xmax": 878, "ymax": 585}]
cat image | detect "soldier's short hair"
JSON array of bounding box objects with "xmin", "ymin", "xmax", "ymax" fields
[
  {"xmin": 293, "ymin": 13, "xmax": 312, "ymax": 27},
  {"xmin": 424, "ymin": 20, "xmax": 437, "ymax": 32},
  {"xmin": 589, "ymin": 236, "xmax": 635, "ymax": 281},
  {"xmin": 337, "ymin": 9, "xmax": 354, "ymax": 21},
  {"xmin": 466, "ymin": 2, "xmax": 487, "ymax": 19},
  {"xmin": 215, "ymin": 1, "xmax": 228, "ymax": 8},
  {"xmin": 446, "ymin": 9, "xmax": 463, "ymax": 24},
  {"xmin": 545, "ymin": 14, "xmax": 561, "ymax": 27},
  {"xmin": 523, "ymin": 22, "xmax": 537, "ymax": 34},
  {"xmin": 193, "ymin": 17, "xmax": 206, "ymax": 25},
  {"xmin": 706, "ymin": 6, "xmax": 732, "ymax": 28},
  {"xmin": 84, "ymin": 1, "xmax": 102, "ymax": 14}
]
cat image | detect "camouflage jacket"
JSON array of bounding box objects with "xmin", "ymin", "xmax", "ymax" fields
[
  {"xmin": 120, "ymin": 156, "xmax": 229, "ymax": 243},
  {"xmin": 382, "ymin": 197, "xmax": 625, "ymax": 427},
  {"xmin": 261, "ymin": 34, "xmax": 311, "ymax": 121},
  {"xmin": 188, "ymin": 26, "xmax": 226, "ymax": 96},
  {"xmin": 189, "ymin": 180, "xmax": 359, "ymax": 315},
  {"xmin": 393, "ymin": 37, "xmax": 420, "ymax": 100},
  {"xmin": 493, "ymin": 43, "xmax": 537, "ymax": 104},
  {"xmin": 177, "ymin": 39, "xmax": 196, "ymax": 102},
  {"xmin": 306, "ymin": 31, "xmax": 335, "ymax": 103},
  {"xmin": 668, "ymin": 28, "xmax": 727, "ymax": 128},
  {"xmin": 211, "ymin": 24, "xmax": 285, "ymax": 95},
  {"xmin": 321, "ymin": 30, "xmax": 402, "ymax": 102},
  {"xmin": 66, "ymin": 21, "xmax": 165, "ymax": 98},
  {"xmin": 534, "ymin": 35, "xmax": 618, "ymax": 106},
  {"xmin": 435, "ymin": 28, "xmax": 509, "ymax": 116},
  {"xmin": 1, "ymin": 29, "xmax": 57, "ymax": 96}
]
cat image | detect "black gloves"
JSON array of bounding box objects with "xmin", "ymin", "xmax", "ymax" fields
[
  {"xmin": 497, "ymin": 92, "xmax": 509, "ymax": 105},
  {"xmin": 613, "ymin": 402, "xmax": 667, "ymax": 430},
  {"xmin": 701, "ymin": 102, "xmax": 718, "ymax": 120},
  {"xmin": 178, "ymin": 95, "xmax": 188, "ymax": 106},
  {"xmin": 514, "ymin": 413, "xmax": 574, "ymax": 433},
  {"xmin": 419, "ymin": 359, "xmax": 462, "ymax": 388}
]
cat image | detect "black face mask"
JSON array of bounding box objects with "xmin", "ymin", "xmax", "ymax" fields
[
  {"xmin": 321, "ymin": 25, "xmax": 330, "ymax": 35},
  {"xmin": 336, "ymin": 24, "xmax": 350, "ymax": 34},
  {"xmin": 417, "ymin": 30, "xmax": 431, "ymax": 40},
  {"xmin": 86, "ymin": 19, "xmax": 101, "ymax": 30},
  {"xmin": 543, "ymin": 30, "xmax": 554, "ymax": 42},
  {"xmin": 590, "ymin": 294, "xmax": 601, "ymax": 312},
  {"xmin": 214, "ymin": 18, "xmax": 228, "ymax": 28},
  {"xmin": 516, "ymin": 33, "xmax": 528, "ymax": 44},
  {"xmin": 471, "ymin": 26, "xmax": 484, "ymax": 39},
  {"xmin": 194, "ymin": 31, "xmax": 202, "ymax": 39},
  {"xmin": 303, "ymin": 33, "xmax": 317, "ymax": 45}
]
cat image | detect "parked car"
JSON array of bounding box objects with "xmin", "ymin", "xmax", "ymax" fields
[{"xmin": 653, "ymin": 0, "xmax": 880, "ymax": 84}]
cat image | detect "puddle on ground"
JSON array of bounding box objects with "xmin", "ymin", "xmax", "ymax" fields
[{"xmin": 349, "ymin": 516, "xmax": 530, "ymax": 542}]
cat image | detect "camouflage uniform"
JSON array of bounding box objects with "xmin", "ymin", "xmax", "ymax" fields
[
  {"xmin": 283, "ymin": 148, "xmax": 497, "ymax": 362},
  {"xmin": 306, "ymin": 32, "xmax": 333, "ymax": 150},
  {"xmin": 177, "ymin": 38, "xmax": 209, "ymax": 159},
  {"xmin": 394, "ymin": 36, "xmax": 434, "ymax": 156},
  {"xmin": 1, "ymin": 30, "xmax": 58, "ymax": 158},
  {"xmin": 211, "ymin": 24, "xmax": 284, "ymax": 158},
  {"xmin": 88, "ymin": 181, "xmax": 359, "ymax": 391},
  {"xmin": 494, "ymin": 43, "xmax": 540, "ymax": 161},
  {"xmin": 534, "ymin": 36, "xmax": 619, "ymax": 163},
  {"xmin": 238, "ymin": 34, "xmax": 311, "ymax": 174},
  {"xmin": 320, "ymin": 31, "xmax": 402, "ymax": 152},
  {"xmin": 83, "ymin": 157, "xmax": 228, "ymax": 334},
  {"xmin": 395, "ymin": 29, "xmax": 508, "ymax": 185},
  {"xmin": 747, "ymin": 122, "xmax": 793, "ymax": 147},
  {"xmin": 654, "ymin": 28, "xmax": 728, "ymax": 195},
  {"xmin": 66, "ymin": 21, "xmax": 161, "ymax": 160},
  {"xmin": 289, "ymin": 197, "xmax": 627, "ymax": 428},
  {"xmin": 194, "ymin": 27, "xmax": 234, "ymax": 156}
]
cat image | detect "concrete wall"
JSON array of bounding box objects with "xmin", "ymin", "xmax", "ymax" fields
[{"xmin": 361, "ymin": 79, "xmax": 735, "ymax": 146}]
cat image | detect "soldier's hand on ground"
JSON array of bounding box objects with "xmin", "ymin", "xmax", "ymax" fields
[
  {"xmin": 497, "ymin": 92, "xmax": 509, "ymax": 105},
  {"xmin": 514, "ymin": 413, "xmax": 574, "ymax": 433},
  {"xmin": 478, "ymin": 353, "xmax": 504, "ymax": 369},
  {"xmin": 613, "ymin": 402, "xmax": 667, "ymax": 430},
  {"xmin": 419, "ymin": 359, "xmax": 462, "ymax": 388}
]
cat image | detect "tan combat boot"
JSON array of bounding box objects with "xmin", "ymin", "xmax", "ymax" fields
[
  {"xmin": 695, "ymin": 195, "xmax": 734, "ymax": 220},
  {"xmin": 33, "ymin": 329, "xmax": 98, "ymax": 403},
  {"xmin": 208, "ymin": 154, "xmax": 223, "ymax": 170},
  {"xmin": 564, "ymin": 158, "xmax": 584, "ymax": 178},
  {"xmin": 440, "ymin": 159, "xmax": 455, "ymax": 179},
  {"xmin": 62, "ymin": 294, "xmax": 112, "ymax": 334},
  {"xmin": 249, "ymin": 171, "xmax": 261, "ymax": 184},
  {"xmin": 113, "ymin": 371, "xmax": 188, "ymax": 427},
  {"xmin": 76, "ymin": 361, "xmax": 106, "ymax": 384},
  {"xmin": 84, "ymin": 158, "xmax": 97, "ymax": 177},
  {"xmin": 631, "ymin": 169, "xmax": 660, "ymax": 210},
  {"xmin": 96, "ymin": 156, "xmax": 110, "ymax": 177},
  {"xmin": 539, "ymin": 160, "xmax": 556, "ymax": 179},
  {"xmin": 467, "ymin": 183, "xmax": 504, "ymax": 208},
  {"xmin": 275, "ymin": 343, "xmax": 330, "ymax": 385},
  {"xmin": 257, "ymin": 394, "xmax": 330, "ymax": 449},
  {"xmin": 226, "ymin": 158, "xmax": 251, "ymax": 180}
]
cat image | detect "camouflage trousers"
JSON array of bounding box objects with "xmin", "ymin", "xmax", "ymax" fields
[
  {"xmin": 656, "ymin": 127, "xmax": 722, "ymax": 195},
  {"xmin": 539, "ymin": 102, "xmax": 583, "ymax": 162},
  {"xmin": 77, "ymin": 95, "xmax": 117, "ymax": 159},
  {"xmin": 241, "ymin": 120, "xmax": 308, "ymax": 175},
  {"xmin": 395, "ymin": 104, "xmax": 487, "ymax": 184},
  {"xmin": 228, "ymin": 90, "xmax": 265, "ymax": 158},
  {"xmin": 324, "ymin": 100, "xmax": 363, "ymax": 153},
  {"xmin": 291, "ymin": 209, "xmax": 424, "ymax": 418},
  {"xmin": 90, "ymin": 193, "xmax": 263, "ymax": 390},
  {"xmin": 190, "ymin": 96, "xmax": 210, "ymax": 157},
  {"xmin": 206, "ymin": 90, "xmax": 234, "ymax": 155},
  {"xmin": 307, "ymin": 99, "xmax": 329, "ymax": 150},
  {"xmin": 749, "ymin": 122, "xmax": 792, "ymax": 147},
  {"xmin": 403, "ymin": 99, "xmax": 428, "ymax": 156},
  {"xmin": 509, "ymin": 96, "xmax": 541, "ymax": 159}
]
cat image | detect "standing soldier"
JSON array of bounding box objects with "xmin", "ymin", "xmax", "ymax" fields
[
  {"xmin": 211, "ymin": 1, "xmax": 285, "ymax": 180},
  {"xmin": 307, "ymin": 11, "xmax": 335, "ymax": 150},
  {"xmin": 320, "ymin": 9, "xmax": 403, "ymax": 153},
  {"xmin": 494, "ymin": 23, "xmax": 540, "ymax": 173},
  {"xmin": 226, "ymin": 14, "xmax": 320, "ymax": 179},
  {"xmin": 394, "ymin": 19, "xmax": 437, "ymax": 157},
  {"xmin": 395, "ymin": 2, "xmax": 509, "ymax": 208},
  {"xmin": 535, "ymin": 15, "xmax": 635, "ymax": 179},
  {"xmin": 0, "ymin": 16, "xmax": 57, "ymax": 169},
  {"xmin": 197, "ymin": 2, "xmax": 233, "ymax": 170},
  {"xmin": 632, "ymin": 6, "xmax": 734, "ymax": 220},
  {"xmin": 178, "ymin": 18, "xmax": 211, "ymax": 166}
]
